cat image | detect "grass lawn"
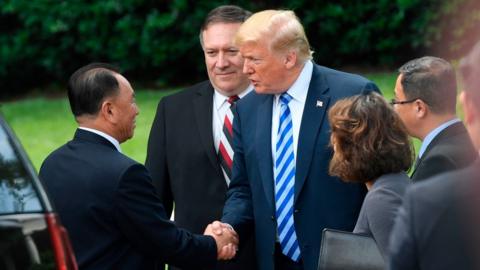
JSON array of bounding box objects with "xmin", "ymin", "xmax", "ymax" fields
[{"xmin": 1, "ymin": 72, "xmax": 419, "ymax": 171}]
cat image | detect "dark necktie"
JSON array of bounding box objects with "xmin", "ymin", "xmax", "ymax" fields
[{"xmin": 218, "ymin": 95, "xmax": 240, "ymax": 185}]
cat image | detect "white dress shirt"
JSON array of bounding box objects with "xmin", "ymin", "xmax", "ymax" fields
[
  {"xmin": 79, "ymin": 127, "xmax": 122, "ymax": 152},
  {"xmin": 271, "ymin": 60, "xmax": 313, "ymax": 163}
]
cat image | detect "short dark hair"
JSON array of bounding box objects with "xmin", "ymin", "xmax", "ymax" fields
[
  {"xmin": 199, "ymin": 5, "xmax": 251, "ymax": 46},
  {"xmin": 399, "ymin": 56, "xmax": 457, "ymax": 114},
  {"xmin": 328, "ymin": 92, "xmax": 413, "ymax": 183},
  {"xmin": 67, "ymin": 63, "xmax": 120, "ymax": 117},
  {"xmin": 460, "ymin": 41, "xmax": 480, "ymax": 105}
]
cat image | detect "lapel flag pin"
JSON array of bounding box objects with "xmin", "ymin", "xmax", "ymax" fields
[{"xmin": 316, "ymin": 100, "xmax": 323, "ymax": 107}]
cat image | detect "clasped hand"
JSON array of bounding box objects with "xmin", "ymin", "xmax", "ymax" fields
[{"xmin": 204, "ymin": 221, "xmax": 239, "ymax": 260}]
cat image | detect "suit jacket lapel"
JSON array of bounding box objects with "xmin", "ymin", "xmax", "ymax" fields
[
  {"xmin": 192, "ymin": 84, "xmax": 223, "ymax": 178},
  {"xmin": 295, "ymin": 66, "xmax": 330, "ymax": 203},
  {"xmin": 256, "ymin": 95, "xmax": 275, "ymax": 208},
  {"xmin": 410, "ymin": 157, "xmax": 421, "ymax": 178},
  {"xmin": 410, "ymin": 121, "xmax": 466, "ymax": 178}
]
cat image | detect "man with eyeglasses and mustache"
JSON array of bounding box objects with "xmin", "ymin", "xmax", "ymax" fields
[{"xmin": 391, "ymin": 56, "xmax": 476, "ymax": 182}]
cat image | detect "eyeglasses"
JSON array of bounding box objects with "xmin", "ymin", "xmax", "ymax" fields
[{"xmin": 390, "ymin": 98, "xmax": 421, "ymax": 105}]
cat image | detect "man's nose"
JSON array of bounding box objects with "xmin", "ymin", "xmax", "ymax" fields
[
  {"xmin": 216, "ymin": 52, "xmax": 228, "ymax": 68},
  {"xmin": 243, "ymin": 60, "xmax": 251, "ymax": 74},
  {"xmin": 134, "ymin": 104, "xmax": 140, "ymax": 115}
]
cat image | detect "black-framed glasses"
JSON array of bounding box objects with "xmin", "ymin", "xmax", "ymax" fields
[{"xmin": 390, "ymin": 98, "xmax": 421, "ymax": 105}]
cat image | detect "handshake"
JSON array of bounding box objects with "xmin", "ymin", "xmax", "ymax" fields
[{"xmin": 204, "ymin": 221, "xmax": 239, "ymax": 260}]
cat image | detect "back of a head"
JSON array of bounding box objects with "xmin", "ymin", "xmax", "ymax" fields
[
  {"xmin": 235, "ymin": 10, "xmax": 313, "ymax": 63},
  {"xmin": 199, "ymin": 5, "xmax": 251, "ymax": 46},
  {"xmin": 68, "ymin": 63, "xmax": 120, "ymax": 118},
  {"xmin": 399, "ymin": 56, "xmax": 457, "ymax": 115},
  {"xmin": 460, "ymin": 41, "xmax": 480, "ymax": 105},
  {"xmin": 328, "ymin": 92, "xmax": 413, "ymax": 183}
]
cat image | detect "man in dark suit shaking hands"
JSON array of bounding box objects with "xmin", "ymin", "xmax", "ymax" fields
[
  {"xmin": 146, "ymin": 5, "xmax": 256, "ymax": 270},
  {"xmin": 39, "ymin": 63, "xmax": 238, "ymax": 270},
  {"xmin": 214, "ymin": 10, "xmax": 379, "ymax": 270}
]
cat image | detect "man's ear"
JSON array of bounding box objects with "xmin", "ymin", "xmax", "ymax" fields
[
  {"xmin": 100, "ymin": 100, "xmax": 117, "ymax": 124},
  {"xmin": 461, "ymin": 91, "xmax": 476, "ymax": 125},
  {"xmin": 284, "ymin": 50, "xmax": 297, "ymax": 69},
  {"xmin": 414, "ymin": 99, "xmax": 428, "ymax": 119}
]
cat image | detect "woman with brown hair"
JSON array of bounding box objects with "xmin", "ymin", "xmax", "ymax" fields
[{"xmin": 328, "ymin": 92, "xmax": 413, "ymax": 258}]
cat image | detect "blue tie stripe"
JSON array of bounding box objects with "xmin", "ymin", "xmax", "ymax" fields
[
  {"xmin": 274, "ymin": 93, "xmax": 301, "ymax": 262},
  {"xmin": 275, "ymin": 152, "xmax": 294, "ymax": 185},
  {"xmin": 280, "ymin": 94, "xmax": 293, "ymax": 104},
  {"xmin": 290, "ymin": 247, "xmax": 301, "ymax": 261},
  {"xmin": 276, "ymin": 125, "xmax": 293, "ymax": 150},
  {"xmin": 287, "ymin": 242, "xmax": 300, "ymax": 259},
  {"xmin": 274, "ymin": 170, "xmax": 295, "ymax": 216},
  {"xmin": 275, "ymin": 155, "xmax": 294, "ymax": 189},
  {"xmin": 279, "ymin": 109, "xmax": 291, "ymax": 127},
  {"xmin": 277, "ymin": 187, "xmax": 294, "ymax": 229},
  {"xmin": 276, "ymin": 179, "xmax": 294, "ymax": 213},
  {"xmin": 281, "ymin": 223, "xmax": 296, "ymax": 247},
  {"xmin": 276, "ymin": 117, "xmax": 292, "ymax": 148},
  {"xmin": 275, "ymin": 166, "xmax": 295, "ymax": 204},
  {"xmin": 279, "ymin": 221, "xmax": 293, "ymax": 241},
  {"xmin": 275, "ymin": 132, "xmax": 293, "ymax": 167}
]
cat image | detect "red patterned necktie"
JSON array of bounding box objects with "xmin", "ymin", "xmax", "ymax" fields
[{"xmin": 218, "ymin": 95, "xmax": 240, "ymax": 185}]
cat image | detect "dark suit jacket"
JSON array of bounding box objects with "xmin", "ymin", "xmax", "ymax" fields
[
  {"xmin": 388, "ymin": 158, "xmax": 480, "ymax": 270},
  {"xmin": 39, "ymin": 129, "xmax": 217, "ymax": 270},
  {"xmin": 222, "ymin": 63, "xmax": 379, "ymax": 270},
  {"xmin": 411, "ymin": 121, "xmax": 476, "ymax": 181},
  {"xmin": 145, "ymin": 81, "xmax": 256, "ymax": 270}
]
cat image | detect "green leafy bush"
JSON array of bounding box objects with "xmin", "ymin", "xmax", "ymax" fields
[{"xmin": 0, "ymin": 0, "xmax": 478, "ymax": 97}]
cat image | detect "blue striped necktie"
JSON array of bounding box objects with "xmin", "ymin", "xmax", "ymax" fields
[{"xmin": 274, "ymin": 93, "xmax": 301, "ymax": 261}]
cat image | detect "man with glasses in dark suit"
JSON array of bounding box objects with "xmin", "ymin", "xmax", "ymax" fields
[
  {"xmin": 389, "ymin": 41, "xmax": 480, "ymax": 270},
  {"xmin": 391, "ymin": 56, "xmax": 476, "ymax": 182}
]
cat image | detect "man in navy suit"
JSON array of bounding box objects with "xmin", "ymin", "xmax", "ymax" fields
[
  {"xmin": 388, "ymin": 42, "xmax": 480, "ymax": 270},
  {"xmin": 39, "ymin": 63, "xmax": 238, "ymax": 270},
  {"xmin": 213, "ymin": 10, "xmax": 379, "ymax": 270}
]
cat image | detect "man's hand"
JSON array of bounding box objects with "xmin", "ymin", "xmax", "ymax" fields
[{"xmin": 204, "ymin": 221, "xmax": 239, "ymax": 260}]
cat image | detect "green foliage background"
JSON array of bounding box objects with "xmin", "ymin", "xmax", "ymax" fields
[{"xmin": 0, "ymin": 0, "xmax": 479, "ymax": 98}]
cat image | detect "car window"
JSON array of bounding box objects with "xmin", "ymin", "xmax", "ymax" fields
[{"xmin": 0, "ymin": 124, "xmax": 42, "ymax": 214}]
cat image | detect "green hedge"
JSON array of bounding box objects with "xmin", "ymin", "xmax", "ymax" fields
[{"xmin": 0, "ymin": 0, "xmax": 478, "ymax": 97}]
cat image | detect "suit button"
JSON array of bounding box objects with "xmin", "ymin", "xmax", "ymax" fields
[
  {"xmin": 294, "ymin": 209, "xmax": 299, "ymax": 213},
  {"xmin": 271, "ymin": 215, "xmax": 275, "ymax": 220}
]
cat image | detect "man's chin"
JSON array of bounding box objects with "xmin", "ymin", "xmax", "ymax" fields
[{"xmin": 253, "ymin": 86, "xmax": 273, "ymax": 94}]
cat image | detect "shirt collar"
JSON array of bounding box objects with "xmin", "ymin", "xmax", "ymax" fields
[
  {"xmin": 418, "ymin": 118, "xmax": 461, "ymax": 158},
  {"xmin": 213, "ymin": 84, "xmax": 254, "ymax": 110},
  {"xmin": 78, "ymin": 127, "xmax": 122, "ymax": 152},
  {"xmin": 276, "ymin": 60, "xmax": 313, "ymax": 103}
]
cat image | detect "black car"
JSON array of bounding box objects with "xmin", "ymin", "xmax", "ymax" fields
[{"xmin": 0, "ymin": 114, "xmax": 77, "ymax": 270}]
